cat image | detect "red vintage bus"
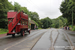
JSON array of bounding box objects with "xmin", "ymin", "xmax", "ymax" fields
[{"xmin": 7, "ymin": 11, "xmax": 30, "ymax": 37}]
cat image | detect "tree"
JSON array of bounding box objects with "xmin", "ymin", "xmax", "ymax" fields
[
  {"xmin": 0, "ymin": 1, "xmax": 41, "ymax": 28},
  {"xmin": 28, "ymin": 11, "xmax": 41, "ymax": 27},
  {"xmin": 60, "ymin": 0, "xmax": 75, "ymax": 25},
  {"xmin": 51, "ymin": 19, "xmax": 59, "ymax": 28},
  {"xmin": 51, "ymin": 15, "xmax": 67, "ymax": 28},
  {"xmin": 58, "ymin": 16, "xmax": 67, "ymax": 26},
  {"xmin": 29, "ymin": 12, "xmax": 39, "ymax": 22},
  {"xmin": 41, "ymin": 17, "xmax": 52, "ymax": 28},
  {"xmin": 0, "ymin": 0, "xmax": 14, "ymax": 28},
  {"xmin": 20, "ymin": 7, "xmax": 29, "ymax": 14},
  {"xmin": 72, "ymin": 0, "xmax": 75, "ymax": 2},
  {"xmin": 14, "ymin": 2, "xmax": 21, "ymax": 11}
]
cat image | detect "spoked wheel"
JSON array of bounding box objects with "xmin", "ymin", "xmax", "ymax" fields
[{"xmin": 21, "ymin": 29, "xmax": 25, "ymax": 36}]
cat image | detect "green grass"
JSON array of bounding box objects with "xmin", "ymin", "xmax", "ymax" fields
[
  {"xmin": 38, "ymin": 28, "xmax": 42, "ymax": 29},
  {"xmin": 71, "ymin": 26, "xmax": 75, "ymax": 31},
  {"xmin": 0, "ymin": 28, "xmax": 8, "ymax": 34},
  {"xmin": 69, "ymin": 25, "xmax": 75, "ymax": 31}
]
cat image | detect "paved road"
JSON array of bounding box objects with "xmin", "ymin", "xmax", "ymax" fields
[{"xmin": 0, "ymin": 29, "xmax": 72, "ymax": 50}]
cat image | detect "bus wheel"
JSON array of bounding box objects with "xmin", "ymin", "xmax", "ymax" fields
[
  {"xmin": 21, "ymin": 30, "xmax": 25, "ymax": 36},
  {"xmin": 12, "ymin": 34, "xmax": 15, "ymax": 37},
  {"xmin": 29, "ymin": 30, "xmax": 30, "ymax": 34}
]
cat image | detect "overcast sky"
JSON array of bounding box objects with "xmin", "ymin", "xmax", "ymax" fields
[{"xmin": 8, "ymin": 0, "xmax": 63, "ymax": 19}]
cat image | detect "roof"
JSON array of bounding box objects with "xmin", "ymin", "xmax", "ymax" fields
[
  {"xmin": 7, "ymin": 12, "xmax": 17, "ymax": 18},
  {"xmin": 29, "ymin": 20, "xmax": 36, "ymax": 24}
]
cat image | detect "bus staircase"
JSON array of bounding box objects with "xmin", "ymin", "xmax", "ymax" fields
[{"xmin": 7, "ymin": 12, "xmax": 21, "ymax": 34}]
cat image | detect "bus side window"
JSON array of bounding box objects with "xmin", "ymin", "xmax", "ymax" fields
[
  {"xmin": 23, "ymin": 21, "xmax": 24, "ymax": 25},
  {"xmin": 26, "ymin": 21, "xmax": 27, "ymax": 25},
  {"xmin": 25, "ymin": 21, "xmax": 27, "ymax": 25}
]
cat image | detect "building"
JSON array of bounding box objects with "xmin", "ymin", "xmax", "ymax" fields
[{"xmin": 29, "ymin": 20, "xmax": 36, "ymax": 30}]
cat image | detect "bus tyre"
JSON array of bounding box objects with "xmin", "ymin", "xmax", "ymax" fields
[
  {"xmin": 29, "ymin": 30, "xmax": 30, "ymax": 34},
  {"xmin": 12, "ymin": 34, "xmax": 15, "ymax": 37},
  {"xmin": 21, "ymin": 30, "xmax": 25, "ymax": 36}
]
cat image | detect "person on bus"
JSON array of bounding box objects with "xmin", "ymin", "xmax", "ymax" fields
[
  {"xmin": 22, "ymin": 10, "xmax": 24, "ymax": 13},
  {"xmin": 17, "ymin": 21, "xmax": 20, "ymax": 25}
]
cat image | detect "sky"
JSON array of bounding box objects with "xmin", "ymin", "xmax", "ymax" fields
[{"xmin": 8, "ymin": 0, "xmax": 63, "ymax": 19}]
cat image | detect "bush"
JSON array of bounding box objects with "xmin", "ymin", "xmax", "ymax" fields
[
  {"xmin": 72, "ymin": 26, "xmax": 75, "ymax": 31},
  {"xmin": 38, "ymin": 28, "xmax": 42, "ymax": 29},
  {"xmin": 69, "ymin": 25, "xmax": 72, "ymax": 30}
]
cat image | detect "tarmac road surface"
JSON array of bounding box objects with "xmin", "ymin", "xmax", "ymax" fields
[{"xmin": 0, "ymin": 29, "xmax": 72, "ymax": 50}]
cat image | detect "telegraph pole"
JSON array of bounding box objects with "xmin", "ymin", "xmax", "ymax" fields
[
  {"xmin": 72, "ymin": 1, "xmax": 74, "ymax": 28},
  {"xmin": 72, "ymin": 7, "xmax": 73, "ymax": 28}
]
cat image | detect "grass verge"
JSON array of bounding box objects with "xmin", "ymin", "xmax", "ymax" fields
[
  {"xmin": 38, "ymin": 28, "xmax": 42, "ymax": 29},
  {"xmin": 0, "ymin": 28, "xmax": 8, "ymax": 34}
]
